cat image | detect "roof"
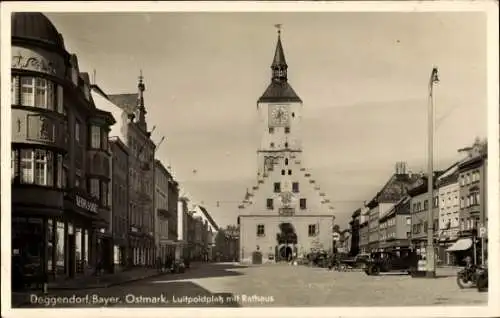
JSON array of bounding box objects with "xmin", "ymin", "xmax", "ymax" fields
[
  {"xmin": 108, "ymin": 93, "xmax": 138, "ymax": 115},
  {"xmin": 272, "ymin": 34, "xmax": 287, "ymax": 68},
  {"xmin": 11, "ymin": 13, "xmax": 65, "ymax": 49},
  {"xmin": 258, "ymin": 81, "xmax": 302, "ymax": 103},
  {"xmin": 197, "ymin": 205, "xmax": 220, "ymax": 231}
]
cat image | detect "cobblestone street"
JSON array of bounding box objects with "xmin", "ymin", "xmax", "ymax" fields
[{"xmin": 15, "ymin": 263, "xmax": 487, "ymax": 308}]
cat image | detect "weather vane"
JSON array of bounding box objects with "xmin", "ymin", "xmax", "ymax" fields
[{"xmin": 274, "ymin": 23, "xmax": 282, "ymax": 35}]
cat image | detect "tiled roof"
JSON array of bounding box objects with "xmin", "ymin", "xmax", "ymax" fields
[
  {"xmin": 108, "ymin": 93, "xmax": 138, "ymax": 114},
  {"xmin": 258, "ymin": 81, "xmax": 302, "ymax": 103},
  {"xmin": 197, "ymin": 205, "xmax": 220, "ymax": 232}
]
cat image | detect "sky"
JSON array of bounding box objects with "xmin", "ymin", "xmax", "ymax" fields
[{"xmin": 45, "ymin": 11, "xmax": 488, "ymax": 229}]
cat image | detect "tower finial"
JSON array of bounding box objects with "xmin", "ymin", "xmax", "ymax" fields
[{"xmin": 274, "ymin": 23, "xmax": 282, "ymax": 35}]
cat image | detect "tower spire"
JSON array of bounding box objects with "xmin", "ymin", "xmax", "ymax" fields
[
  {"xmin": 271, "ymin": 24, "xmax": 287, "ymax": 82},
  {"xmin": 137, "ymin": 70, "xmax": 147, "ymax": 131}
]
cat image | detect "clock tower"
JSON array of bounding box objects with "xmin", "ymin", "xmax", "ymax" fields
[
  {"xmin": 257, "ymin": 27, "xmax": 303, "ymax": 178},
  {"xmin": 237, "ymin": 26, "xmax": 336, "ymax": 265}
]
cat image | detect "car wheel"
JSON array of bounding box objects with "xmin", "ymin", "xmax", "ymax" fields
[{"xmin": 371, "ymin": 266, "xmax": 380, "ymax": 276}]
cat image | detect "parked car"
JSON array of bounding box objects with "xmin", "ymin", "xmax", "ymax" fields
[
  {"xmin": 364, "ymin": 248, "xmax": 418, "ymax": 276},
  {"xmin": 337, "ymin": 253, "xmax": 371, "ymax": 271}
]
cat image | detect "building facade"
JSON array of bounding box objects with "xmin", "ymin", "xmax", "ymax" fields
[
  {"xmin": 177, "ymin": 196, "xmax": 191, "ymax": 260},
  {"xmin": 378, "ymin": 196, "xmax": 412, "ymax": 250},
  {"xmin": 11, "ymin": 13, "xmax": 115, "ymax": 285},
  {"xmin": 237, "ymin": 29, "xmax": 336, "ymax": 264},
  {"xmin": 407, "ymin": 174, "xmax": 440, "ymax": 260},
  {"xmin": 436, "ymin": 162, "xmax": 460, "ymax": 265},
  {"xmin": 191, "ymin": 205, "xmax": 220, "ymax": 261},
  {"xmin": 358, "ymin": 207, "xmax": 370, "ymax": 254},
  {"xmin": 109, "ymin": 137, "xmax": 129, "ymax": 271},
  {"xmin": 454, "ymin": 139, "xmax": 488, "ymax": 265},
  {"xmin": 154, "ymin": 160, "xmax": 177, "ymax": 263},
  {"xmin": 365, "ymin": 162, "xmax": 419, "ymax": 252},
  {"xmin": 166, "ymin": 170, "xmax": 179, "ymax": 258},
  {"xmin": 348, "ymin": 209, "xmax": 361, "ymax": 256},
  {"xmin": 92, "ymin": 75, "xmax": 156, "ymax": 267}
]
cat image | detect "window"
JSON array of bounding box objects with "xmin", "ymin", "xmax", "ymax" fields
[
  {"xmin": 470, "ymin": 192, "xmax": 480, "ymax": 206},
  {"xmin": 285, "ymin": 127, "xmax": 290, "ymax": 134},
  {"xmin": 266, "ymin": 198, "xmax": 273, "ymax": 210},
  {"xmin": 90, "ymin": 178, "xmax": 100, "ymax": 199},
  {"xmin": 269, "ymin": 127, "xmax": 274, "ymax": 134},
  {"xmin": 424, "ymin": 200, "xmax": 428, "ymax": 210},
  {"xmin": 19, "ymin": 149, "xmax": 54, "ymax": 186},
  {"xmin": 460, "ymin": 176, "xmax": 465, "ymax": 186},
  {"xmin": 91, "ymin": 126, "xmax": 101, "ymax": 149},
  {"xmin": 281, "ymin": 169, "xmax": 285, "ymax": 176},
  {"xmin": 75, "ymin": 120, "xmax": 81, "ymax": 143},
  {"xmin": 284, "ymin": 142, "xmax": 289, "ymax": 148},
  {"xmin": 291, "ymin": 112, "xmax": 295, "ymax": 118},
  {"xmin": 270, "ymin": 142, "xmax": 275, "ymax": 148},
  {"xmin": 466, "ymin": 173, "xmax": 471, "ymax": 185},
  {"xmin": 274, "ymin": 182, "xmax": 281, "ymax": 193},
  {"xmin": 460, "ymin": 197, "xmax": 464, "ymax": 208},
  {"xmin": 102, "ymin": 129, "xmax": 108, "ymax": 151},
  {"xmin": 102, "ymin": 181, "xmax": 109, "ymax": 207},
  {"xmin": 288, "ymin": 170, "xmax": 292, "ymax": 175},
  {"xmin": 308, "ymin": 224, "xmax": 316, "ymax": 236},
  {"xmin": 257, "ymin": 224, "xmax": 265, "ymax": 236},
  {"xmin": 11, "ymin": 150, "xmax": 19, "ymax": 181},
  {"xmin": 300, "ymin": 198, "xmax": 307, "ymax": 209},
  {"xmin": 292, "ymin": 182, "xmax": 299, "ymax": 193},
  {"xmin": 11, "ymin": 76, "xmax": 19, "ymax": 104},
  {"xmin": 285, "ymin": 158, "xmax": 288, "ymax": 165},
  {"xmin": 21, "ymin": 77, "xmax": 35, "ymax": 106},
  {"xmin": 57, "ymin": 85, "xmax": 64, "ymax": 113}
]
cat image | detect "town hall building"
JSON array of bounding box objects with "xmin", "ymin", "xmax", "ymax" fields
[{"xmin": 237, "ymin": 28, "xmax": 336, "ymax": 264}]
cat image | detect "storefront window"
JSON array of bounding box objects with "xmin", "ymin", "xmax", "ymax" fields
[
  {"xmin": 84, "ymin": 230, "xmax": 89, "ymax": 263},
  {"xmin": 56, "ymin": 221, "xmax": 65, "ymax": 274},
  {"xmin": 47, "ymin": 219, "xmax": 54, "ymax": 272},
  {"xmin": 11, "ymin": 149, "xmax": 19, "ymax": 181},
  {"xmin": 75, "ymin": 228, "xmax": 82, "ymax": 263}
]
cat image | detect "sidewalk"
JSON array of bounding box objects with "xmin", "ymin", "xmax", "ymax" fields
[{"xmin": 11, "ymin": 267, "xmax": 164, "ymax": 308}]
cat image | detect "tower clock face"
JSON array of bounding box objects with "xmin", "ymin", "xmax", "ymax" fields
[{"xmin": 270, "ymin": 105, "xmax": 289, "ymax": 126}]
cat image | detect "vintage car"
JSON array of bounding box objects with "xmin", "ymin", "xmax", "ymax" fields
[
  {"xmin": 336, "ymin": 253, "xmax": 372, "ymax": 271},
  {"xmin": 364, "ymin": 248, "xmax": 418, "ymax": 276}
]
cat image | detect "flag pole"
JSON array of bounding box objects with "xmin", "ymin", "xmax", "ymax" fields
[{"xmin": 426, "ymin": 67, "xmax": 439, "ymax": 278}]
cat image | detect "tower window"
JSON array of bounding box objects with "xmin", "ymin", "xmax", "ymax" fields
[
  {"xmin": 285, "ymin": 127, "xmax": 290, "ymax": 134},
  {"xmin": 291, "ymin": 112, "xmax": 295, "ymax": 118},
  {"xmin": 269, "ymin": 127, "xmax": 274, "ymax": 134},
  {"xmin": 285, "ymin": 142, "xmax": 289, "ymax": 148},
  {"xmin": 300, "ymin": 198, "xmax": 307, "ymax": 209},
  {"xmin": 257, "ymin": 224, "xmax": 265, "ymax": 236},
  {"xmin": 285, "ymin": 158, "xmax": 289, "ymax": 165},
  {"xmin": 288, "ymin": 170, "xmax": 292, "ymax": 175},
  {"xmin": 292, "ymin": 182, "xmax": 299, "ymax": 193},
  {"xmin": 281, "ymin": 170, "xmax": 285, "ymax": 176},
  {"xmin": 274, "ymin": 182, "xmax": 281, "ymax": 193},
  {"xmin": 267, "ymin": 198, "xmax": 274, "ymax": 210},
  {"xmin": 270, "ymin": 142, "xmax": 275, "ymax": 148}
]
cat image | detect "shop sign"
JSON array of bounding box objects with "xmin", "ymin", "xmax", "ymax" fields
[{"xmin": 76, "ymin": 195, "xmax": 98, "ymax": 214}]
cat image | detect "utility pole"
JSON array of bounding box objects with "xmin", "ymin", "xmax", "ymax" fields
[{"xmin": 426, "ymin": 67, "xmax": 439, "ymax": 278}]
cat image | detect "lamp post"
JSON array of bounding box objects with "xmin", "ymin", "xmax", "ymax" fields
[{"xmin": 426, "ymin": 67, "xmax": 439, "ymax": 278}]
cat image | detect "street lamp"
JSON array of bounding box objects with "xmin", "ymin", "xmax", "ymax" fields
[{"xmin": 426, "ymin": 67, "xmax": 439, "ymax": 278}]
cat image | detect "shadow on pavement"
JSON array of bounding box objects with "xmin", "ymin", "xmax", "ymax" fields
[{"xmin": 148, "ymin": 263, "xmax": 247, "ymax": 284}]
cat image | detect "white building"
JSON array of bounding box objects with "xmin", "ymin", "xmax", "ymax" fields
[
  {"xmin": 436, "ymin": 162, "xmax": 460, "ymax": 265},
  {"xmin": 237, "ymin": 29, "xmax": 336, "ymax": 264}
]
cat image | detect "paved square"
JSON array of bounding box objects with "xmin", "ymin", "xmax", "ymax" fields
[{"xmin": 16, "ymin": 263, "xmax": 487, "ymax": 308}]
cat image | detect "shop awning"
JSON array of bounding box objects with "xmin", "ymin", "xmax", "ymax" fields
[{"xmin": 446, "ymin": 238, "xmax": 473, "ymax": 252}]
